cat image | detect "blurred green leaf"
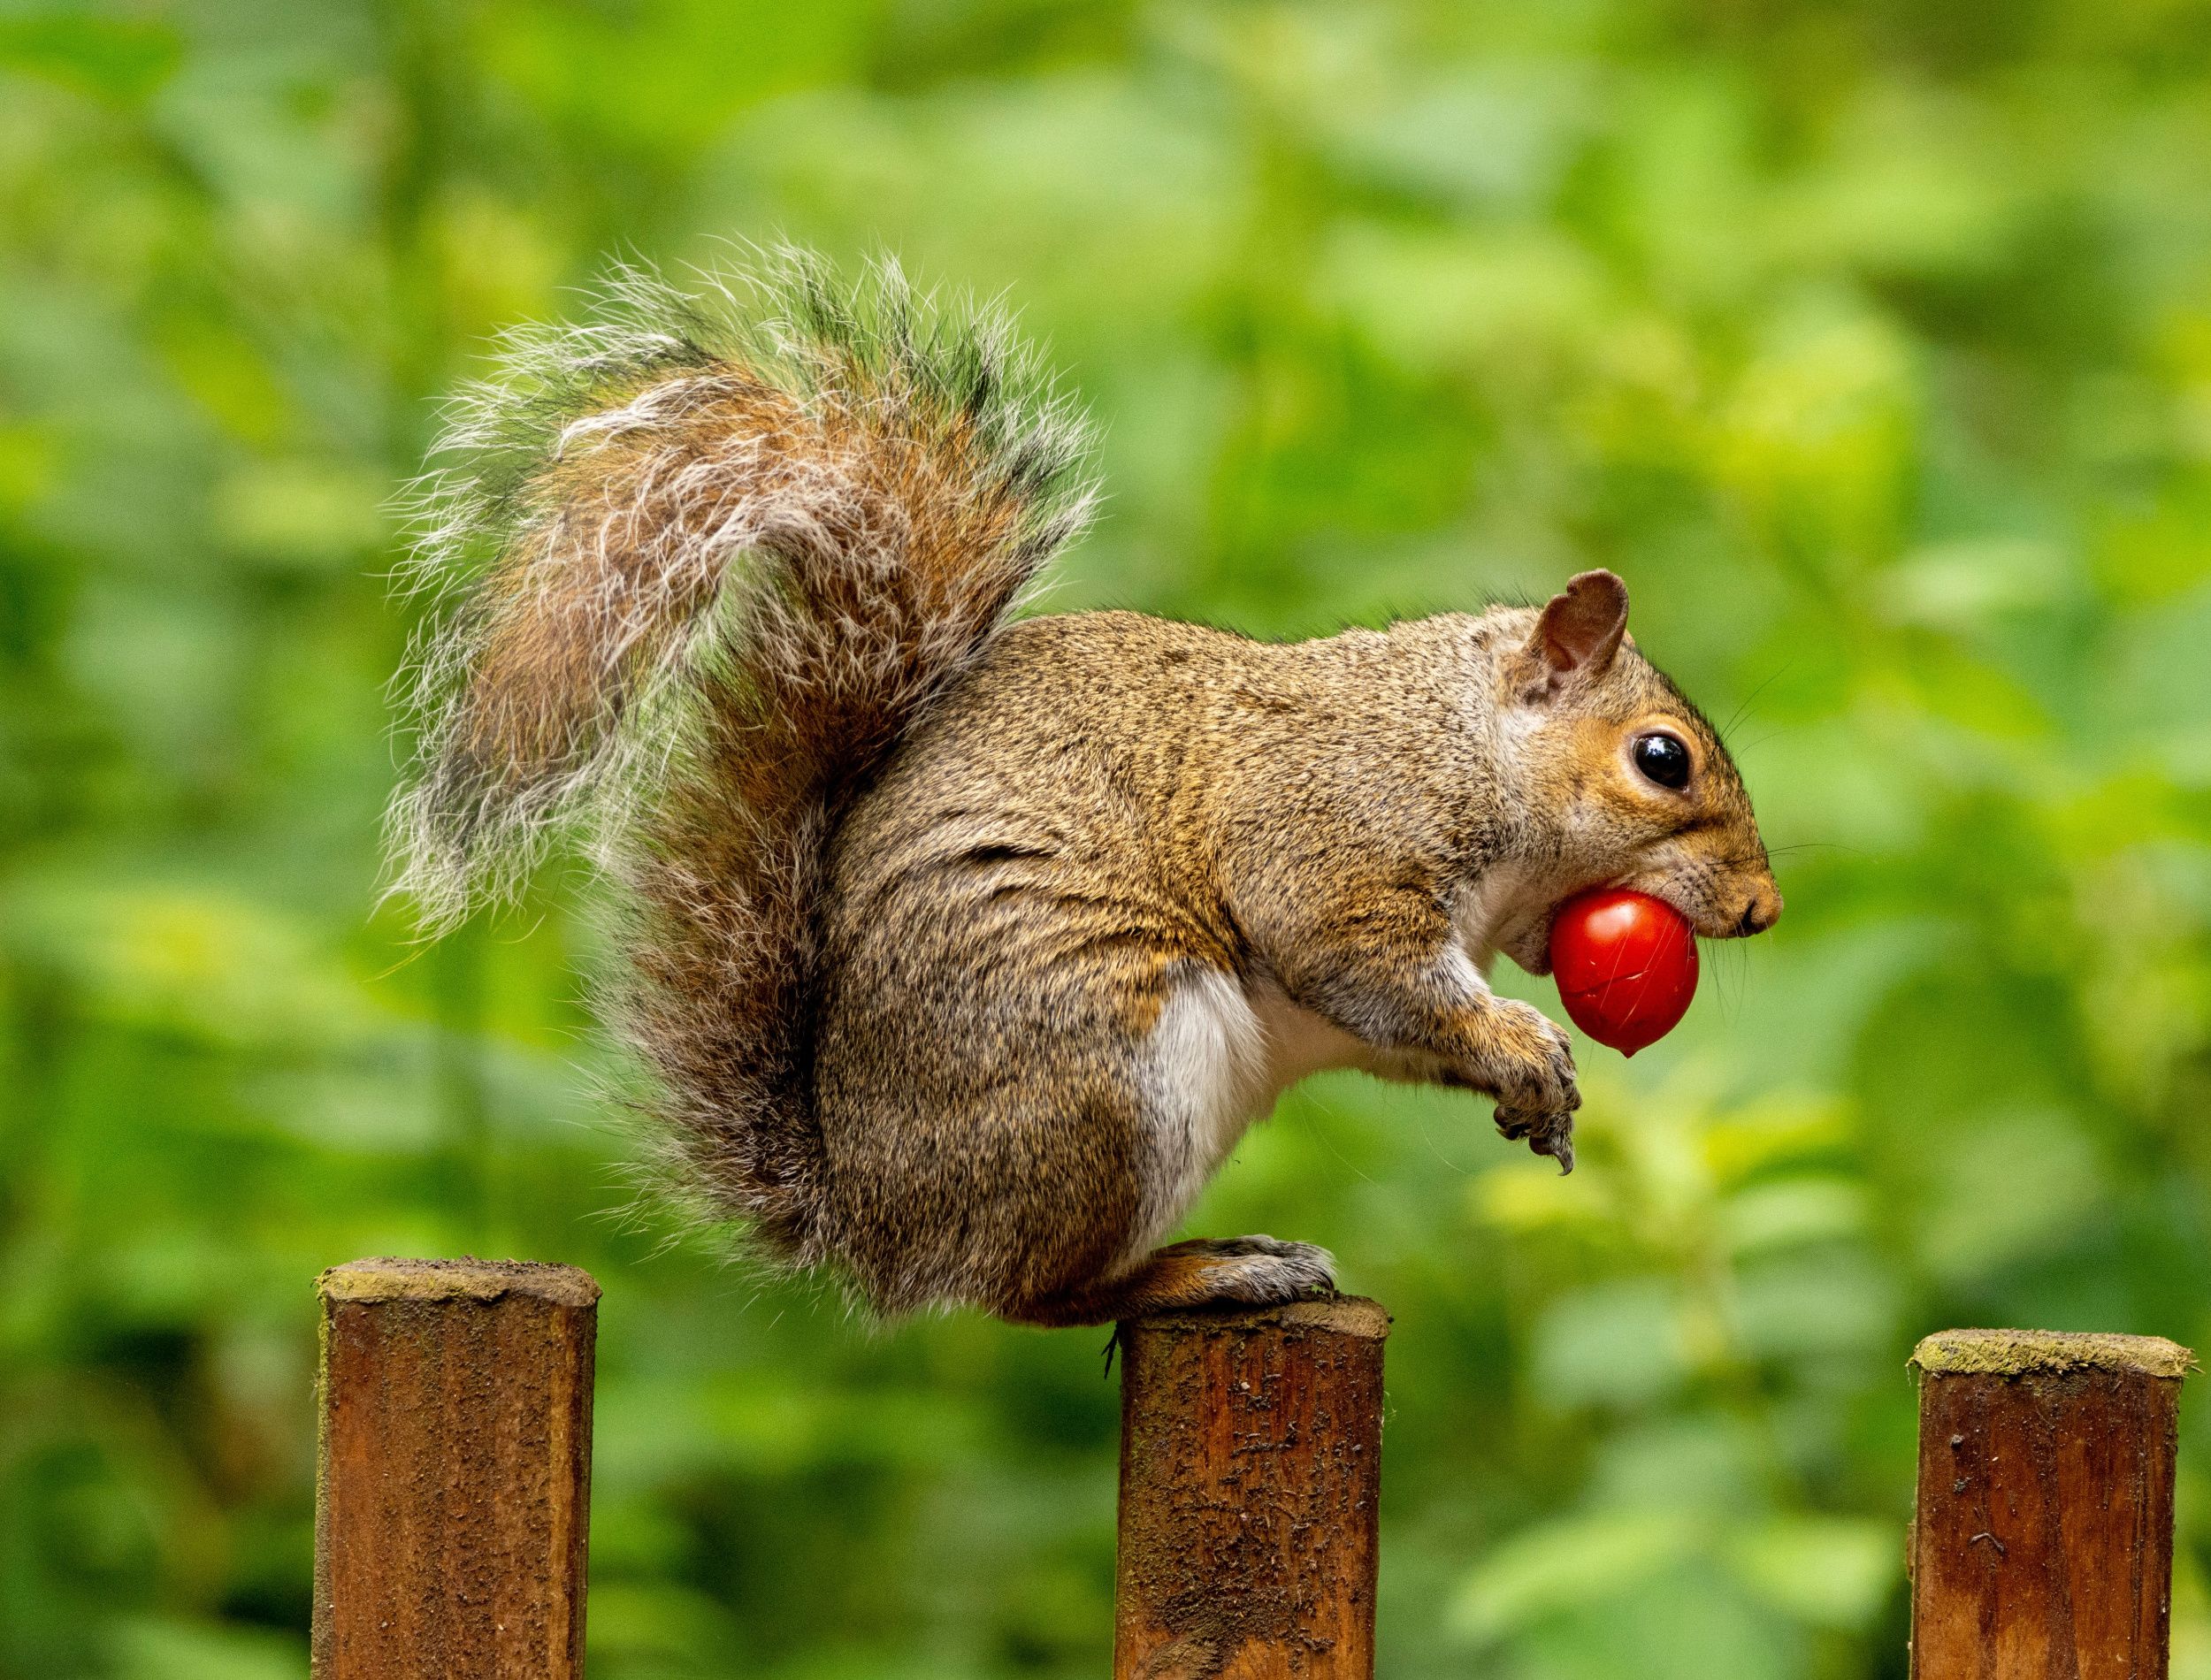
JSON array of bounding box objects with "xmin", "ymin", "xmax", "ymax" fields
[
  {"xmin": 1450, "ymin": 1509, "xmax": 1700, "ymax": 1642},
  {"xmin": 1532, "ymin": 1279, "xmax": 1691, "ymax": 1410},
  {"xmin": 0, "ymin": 17, "xmax": 179, "ymax": 107},
  {"xmin": 1722, "ymin": 1178, "xmax": 1867, "ymax": 1256},
  {"xmin": 1725, "ymin": 1516, "xmax": 1898, "ymax": 1632},
  {"xmin": 104, "ymin": 1619, "xmax": 302, "ymax": 1680}
]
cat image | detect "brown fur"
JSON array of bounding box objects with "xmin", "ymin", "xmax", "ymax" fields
[
  {"xmin": 813, "ymin": 606, "xmax": 1778, "ymax": 1320},
  {"xmin": 393, "ymin": 258, "xmax": 1780, "ymax": 1325}
]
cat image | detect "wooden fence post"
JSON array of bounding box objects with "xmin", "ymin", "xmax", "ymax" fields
[
  {"xmin": 313, "ymin": 1256, "xmax": 600, "ymax": 1680},
  {"xmin": 1909, "ymin": 1327, "xmax": 2194, "ymax": 1678},
  {"xmin": 1113, "ymin": 1297, "xmax": 1390, "ymax": 1679}
]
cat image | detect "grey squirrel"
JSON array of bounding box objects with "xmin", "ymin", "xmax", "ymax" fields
[{"xmin": 390, "ymin": 252, "xmax": 1781, "ymax": 1325}]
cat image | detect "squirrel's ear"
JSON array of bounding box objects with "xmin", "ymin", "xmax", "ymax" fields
[{"xmin": 1521, "ymin": 569, "xmax": 1628, "ymax": 697}]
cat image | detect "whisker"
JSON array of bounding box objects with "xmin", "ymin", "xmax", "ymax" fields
[{"xmin": 1720, "ymin": 660, "xmax": 1793, "ymax": 744}]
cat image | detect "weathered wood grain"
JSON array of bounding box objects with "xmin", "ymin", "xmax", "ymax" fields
[
  {"xmin": 1909, "ymin": 1327, "xmax": 2193, "ymax": 1679},
  {"xmin": 1113, "ymin": 1297, "xmax": 1390, "ymax": 1679},
  {"xmin": 313, "ymin": 1257, "xmax": 599, "ymax": 1680}
]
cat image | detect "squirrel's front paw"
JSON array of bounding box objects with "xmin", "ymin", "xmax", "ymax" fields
[
  {"xmin": 1470, "ymin": 997, "xmax": 1580, "ymax": 1116},
  {"xmin": 1470, "ymin": 997, "xmax": 1579, "ymax": 1173}
]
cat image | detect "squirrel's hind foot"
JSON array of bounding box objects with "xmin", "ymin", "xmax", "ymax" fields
[
  {"xmin": 1004, "ymin": 1235, "xmax": 1336, "ymax": 1327},
  {"xmin": 1159, "ymin": 1234, "xmax": 1339, "ymax": 1302}
]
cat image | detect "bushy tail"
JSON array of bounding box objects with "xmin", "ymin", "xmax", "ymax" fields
[{"xmin": 389, "ymin": 250, "xmax": 1095, "ymax": 1261}]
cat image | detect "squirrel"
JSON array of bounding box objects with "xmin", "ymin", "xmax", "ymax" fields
[{"xmin": 390, "ymin": 251, "xmax": 1782, "ymax": 1327}]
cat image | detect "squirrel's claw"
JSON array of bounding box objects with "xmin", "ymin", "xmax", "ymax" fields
[
  {"xmin": 1536, "ymin": 1127, "xmax": 1575, "ymax": 1176},
  {"xmin": 1496, "ymin": 1103, "xmax": 1576, "ymax": 1175}
]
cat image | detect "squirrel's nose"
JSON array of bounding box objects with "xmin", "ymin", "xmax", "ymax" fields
[{"xmin": 1734, "ymin": 886, "xmax": 1782, "ymax": 936}]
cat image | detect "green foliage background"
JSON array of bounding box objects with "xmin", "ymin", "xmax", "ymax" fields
[{"xmin": 7, "ymin": 1, "xmax": 2211, "ymax": 1675}]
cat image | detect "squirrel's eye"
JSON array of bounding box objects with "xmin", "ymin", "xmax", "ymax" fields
[{"xmin": 1633, "ymin": 732, "xmax": 1691, "ymax": 790}]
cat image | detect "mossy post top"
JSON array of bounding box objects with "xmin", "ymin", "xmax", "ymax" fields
[
  {"xmin": 317, "ymin": 1256, "xmax": 601, "ymax": 1309},
  {"xmin": 1911, "ymin": 1327, "xmax": 2195, "ymax": 1380}
]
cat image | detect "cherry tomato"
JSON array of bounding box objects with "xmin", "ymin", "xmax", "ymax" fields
[{"xmin": 1547, "ymin": 889, "xmax": 1699, "ymax": 1057}]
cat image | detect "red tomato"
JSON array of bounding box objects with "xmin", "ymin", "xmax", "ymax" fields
[{"xmin": 1547, "ymin": 889, "xmax": 1699, "ymax": 1057}]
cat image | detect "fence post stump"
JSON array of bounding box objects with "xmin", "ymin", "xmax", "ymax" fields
[
  {"xmin": 313, "ymin": 1256, "xmax": 600, "ymax": 1680},
  {"xmin": 1113, "ymin": 1296, "xmax": 1390, "ymax": 1679},
  {"xmin": 1909, "ymin": 1328, "xmax": 2194, "ymax": 1679}
]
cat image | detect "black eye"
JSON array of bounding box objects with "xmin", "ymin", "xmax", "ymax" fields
[{"xmin": 1633, "ymin": 732, "xmax": 1690, "ymax": 790}]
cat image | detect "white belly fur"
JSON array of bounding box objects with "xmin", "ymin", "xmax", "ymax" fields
[
  {"xmin": 1128, "ymin": 968, "xmax": 1369, "ymax": 1260},
  {"xmin": 1124, "ymin": 869, "xmax": 1561, "ymax": 1262}
]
